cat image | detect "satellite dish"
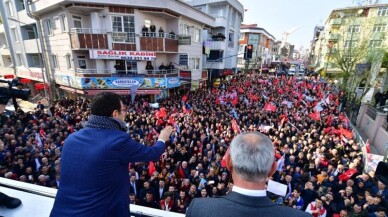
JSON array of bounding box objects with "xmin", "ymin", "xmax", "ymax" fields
[{"xmin": 358, "ymin": 9, "xmax": 364, "ymax": 14}]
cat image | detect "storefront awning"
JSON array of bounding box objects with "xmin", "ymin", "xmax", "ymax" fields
[{"xmin": 59, "ymin": 86, "xmax": 85, "ymax": 94}]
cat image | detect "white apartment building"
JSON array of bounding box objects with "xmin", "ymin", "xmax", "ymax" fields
[
  {"xmin": 237, "ymin": 24, "xmax": 276, "ymax": 71},
  {"xmin": 184, "ymin": 0, "xmax": 244, "ymax": 82},
  {"xmin": 2, "ymin": 0, "xmax": 215, "ymax": 100},
  {"xmin": 0, "ymin": 0, "xmax": 45, "ymax": 88}
]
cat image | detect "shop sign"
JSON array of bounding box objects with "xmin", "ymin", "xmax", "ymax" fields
[{"xmin": 89, "ymin": 50, "xmax": 156, "ymax": 61}]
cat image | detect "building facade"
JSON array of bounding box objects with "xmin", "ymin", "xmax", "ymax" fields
[
  {"xmin": 184, "ymin": 0, "xmax": 244, "ymax": 82},
  {"xmin": 315, "ymin": 4, "xmax": 388, "ymax": 77},
  {"xmin": 1, "ymin": 0, "xmax": 216, "ymax": 101},
  {"xmin": 237, "ymin": 24, "xmax": 276, "ymax": 72}
]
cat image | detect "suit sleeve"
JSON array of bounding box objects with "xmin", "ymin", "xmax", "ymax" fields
[
  {"xmin": 118, "ymin": 136, "xmax": 165, "ymax": 163},
  {"xmin": 186, "ymin": 198, "xmax": 197, "ymax": 217}
]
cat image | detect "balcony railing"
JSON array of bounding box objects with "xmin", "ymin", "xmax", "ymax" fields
[
  {"xmin": 75, "ymin": 68, "xmax": 111, "ymax": 74},
  {"xmin": 70, "ymin": 28, "xmax": 107, "ymax": 34},
  {"xmin": 140, "ymin": 32, "xmax": 178, "ymax": 52},
  {"xmin": 74, "ymin": 69, "xmax": 180, "ymax": 78},
  {"xmin": 141, "ymin": 32, "xmax": 177, "ymax": 40},
  {"xmin": 328, "ymin": 34, "xmax": 339, "ymax": 41},
  {"xmin": 70, "ymin": 28, "xmax": 108, "ymax": 49}
]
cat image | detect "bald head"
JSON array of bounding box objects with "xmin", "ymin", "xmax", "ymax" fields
[{"xmin": 230, "ymin": 132, "xmax": 275, "ymax": 183}]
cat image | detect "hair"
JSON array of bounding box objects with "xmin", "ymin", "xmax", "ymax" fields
[
  {"xmin": 230, "ymin": 131, "xmax": 274, "ymax": 183},
  {"xmin": 90, "ymin": 92, "xmax": 122, "ymax": 117}
]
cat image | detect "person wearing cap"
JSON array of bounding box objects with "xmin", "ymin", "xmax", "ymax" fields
[{"xmin": 186, "ymin": 132, "xmax": 311, "ymax": 217}]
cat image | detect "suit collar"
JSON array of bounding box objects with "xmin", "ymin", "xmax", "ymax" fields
[{"xmin": 223, "ymin": 191, "xmax": 277, "ymax": 207}]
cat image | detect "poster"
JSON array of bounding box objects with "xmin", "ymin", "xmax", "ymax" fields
[{"xmin": 365, "ymin": 153, "xmax": 384, "ymax": 173}]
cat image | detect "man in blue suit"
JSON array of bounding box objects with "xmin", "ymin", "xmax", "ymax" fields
[
  {"xmin": 186, "ymin": 131, "xmax": 312, "ymax": 217},
  {"xmin": 50, "ymin": 92, "xmax": 173, "ymax": 217}
]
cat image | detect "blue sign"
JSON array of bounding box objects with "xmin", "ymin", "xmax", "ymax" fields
[
  {"xmin": 166, "ymin": 77, "xmax": 180, "ymax": 88},
  {"xmin": 81, "ymin": 77, "xmax": 144, "ymax": 89}
]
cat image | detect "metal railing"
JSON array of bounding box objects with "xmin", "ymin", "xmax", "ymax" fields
[
  {"xmin": 70, "ymin": 28, "xmax": 107, "ymax": 34},
  {"xmin": 75, "ymin": 68, "xmax": 111, "ymax": 74},
  {"xmin": 140, "ymin": 32, "xmax": 177, "ymax": 40},
  {"xmin": 366, "ymin": 105, "xmax": 378, "ymax": 120}
]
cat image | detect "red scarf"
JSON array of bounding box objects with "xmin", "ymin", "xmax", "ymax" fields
[{"xmin": 310, "ymin": 203, "xmax": 326, "ymax": 217}]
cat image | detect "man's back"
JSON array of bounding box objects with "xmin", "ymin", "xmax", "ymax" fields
[{"xmin": 186, "ymin": 192, "xmax": 312, "ymax": 217}]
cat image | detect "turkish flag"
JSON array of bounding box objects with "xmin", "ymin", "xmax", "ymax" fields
[
  {"xmin": 263, "ymin": 103, "xmax": 276, "ymax": 112},
  {"xmin": 221, "ymin": 148, "xmax": 230, "ymax": 168},
  {"xmin": 341, "ymin": 128, "xmax": 353, "ymax": 139},
  {"xmin": 338, "ymin": 168, "xmax": 357, "ymax": 181},
  {"xmin": 182, "ymin": 95, "xmax": 188, "ymax": 102},
  {"xmin": 178, "ymin": 166, "xmax": 185, "ymax": 179},
  {"xmin": 231, "ymin": 119, "xmax": 241, "ymax": 133},
  {"xmin": 309, "ymin": 112, "xmax": 321, "ymax": 121},
  {"xmin": 365, "ymin": 139, "xmax": 371, "ymax": 153},
  {"xmin": 148, "ymin": 161, "xmax": 156, "ymax": 177}
]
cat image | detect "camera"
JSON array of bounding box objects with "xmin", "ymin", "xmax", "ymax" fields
[{"xmin": 0, "ymin": 79, "xmax": 31, "ymax": 105}]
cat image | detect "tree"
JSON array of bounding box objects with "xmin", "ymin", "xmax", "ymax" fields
[{"xmin": 328, "ymin": 11, "xmax": 387, "ymax": 100}]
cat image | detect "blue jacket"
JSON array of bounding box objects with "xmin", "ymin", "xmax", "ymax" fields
[{"xmin": 50, "ymin": 128, "xmax": 165, "ymax": 217}]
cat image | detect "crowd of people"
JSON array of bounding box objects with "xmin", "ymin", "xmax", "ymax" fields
[{"xmin": 0, "ymin": 72, "xmax": 387, "ymax": 217}]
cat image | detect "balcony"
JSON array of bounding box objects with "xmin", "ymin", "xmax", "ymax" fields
[
  {"xmin": 75, "ymin": 68, "xmax": 180, "ymax": 78},
  {"xmin": 207, "ymin": 39, "xmax": 226, "ymax": 51},
  {"xmin": 328, "ymin": 34, "xmax": 339, "ymax": 42},
  {"xmin": 330, "ymin": 18, "xmax": 342, "ymax": 27},
  {"xmin": 212, "ymin": 15, "xmax": 228, "ymax": 27},
  {"xmin": 70, "ymin": 28, "xmax": 108, "ymax": 50},
  {"xmin": 23, "ymin": 39, "xmax": 41, "ymax": 53},
  {"xmin": 139, "ymin": 32, "xmax": 178, "ymax": 52}
]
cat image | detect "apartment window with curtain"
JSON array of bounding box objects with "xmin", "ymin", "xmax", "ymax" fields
[
  {"xmin": 112, "ymin": 16, "xmax": 135, "ymax": 43},
  {"xmin": 372, "ymin": 24, "xmax": 386, "ymax": 32},
  {"xmin": 194, "ymin": 28, "xmax": 200, "ymax": 42},
  {"xmin": 344, "ymin": 40, "xmax": 358, "ymax": 48},
  {"xmin": 348, "ymin": 25, "xmax": 361, "ymax": 33},
  {"xmin": 52, "ymin": 55, "xmax": 59, "ymax": 68},
  {"xmin": 60, "ymin": 16, "xmax": 67, "ymax": 32},
  {"xmin": 377, "ymin": 7, "xmax": 388, "ymax": 16},
  {"xmin": 5, "ymin": 1, "xmax": 14, "ymax": 17},
  {"xmin": 45, "ymin": 20, "xmax": 53, "ymax": 36},
  {"xmin": 369, "ymin": 40, "xmax": 382, "ymax": 47},
  {"xmin": 65, "ymin": 54, "xmax": 71, "ymax": 69},
  {"xmin": 182, "ymin": 24, "xmax": 190, "ymax": 36},
  {"xmin": 189, "ymin": 58, "xmax": 200, "ymax": 70}
]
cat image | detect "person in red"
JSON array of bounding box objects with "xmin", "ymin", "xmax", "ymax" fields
[
  {"xmin": 159, "ymin": 194, "xmax": 174, "ymax": 211},
  {"xmin": 305, "ymin": 198, "xmax": 327, "ymax": 217}
]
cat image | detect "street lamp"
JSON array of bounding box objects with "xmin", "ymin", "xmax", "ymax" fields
[{"xmin": 8, "ymin": 17, "xmax": 50, "ymax": 102}]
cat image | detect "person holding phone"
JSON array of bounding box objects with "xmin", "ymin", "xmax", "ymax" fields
[{"xmin": 50, "ymin": 92, "xmax": 173, "ymax": 217}]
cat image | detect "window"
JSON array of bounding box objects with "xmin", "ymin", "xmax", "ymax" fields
[
  {"xmin": 239, "ymin": 45, "xmax": 244, "ymax": 53},
  {"xmin": 65, "ymin": 54, "xmax": 71, "ymax": 69},
  {"xmin": 78, "ymin": 57, "xmax": 86, "ymax": 69},
  {"xmin": 369, "ymin": 40, "xmax": 382, "ymax": 47},
  {"xmin": 237, "ymin": 57, "xmax": 243, "ymax": 64},
  {"xmin": 5, "ymin": 2, "xmax": 14, "ymax": 17},
  {"xmin": 194, "ymin": 28, "xmax": 200, "ymax": 42},
  {"xmin": 26, "ymin": 27, "xmax": 36, "ymax": 39},
  {"xmin": 182, "ymin": 24, "xmax": 190, "ymax": 36},
  {"xmin": 377, "ymin": 7, "xmax": 388, "ymax": 16},
  {"xmin": 228, "ymin": 32, "xmax": 233, "ymax": 42},
  {"xmin": 20, "ymin": 0, "xmax": 25, "ymax": 10},
  {"xmin": 112, "ymin": 16, "xmax": 135, "ymax": 43},
  {"xmin": 52, "ymin": 55, "xmax": 58, "ymax": 68},
  {"xmin": 207, "ymin": 50, "xmax": 224, "ymax": 62},
  {"xmin": 239, "ymin": 33, "xmax": 244, "ymax": 40},
  {"xmin": 45, "ymin": 20, "xmax": 53, "ymax": 36},
  {"xmin": 60, "ymin": 16, "xmax": 67, "ymax": 32},
  {"xmin": 30, "ymin": 54, "xmax": 42, "ymax": 67},
  {"xmin": 11, "ymin": 28, "xmax": 18, "ymax": 42},
  {"xmin": 344, "ymin": 40, "xmax": 357, "ymax": 48},
  {"xmin": 73, "ymin": 16, "xmax": 82, "ymax": 30},
  {"xmin": 189, "ymin": 58, "xmax": 200, "ymax": 70},
  {"xmin": 348, "ymin": 25, "xmax": 361, "ymax": 33},
  {"xmin": 372, "ymin": 24, "xmax": 386, "ymax": 32},
  {"xmin": 230, "ymin": 11, "xmax": 236, "ymax": 26},
  {"xmin": 16, "ymin": 54, "xmax": 22, "ymax": 66}
]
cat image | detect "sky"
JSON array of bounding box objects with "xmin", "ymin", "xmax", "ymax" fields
[{"xmin": 239, "ymin": 0, "xmax": 388, "ymax": 51}]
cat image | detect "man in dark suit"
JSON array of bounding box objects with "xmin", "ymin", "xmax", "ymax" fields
[
  {"xmin": 186, "ymin": 131, "xmax": 312, "ymax": 217},
  {"xmin": 129, "ymin": 174, "xmax": 140, "ymax": 199}
]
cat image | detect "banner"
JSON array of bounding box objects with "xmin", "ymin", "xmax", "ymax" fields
[
  {"xmin": 89, "ymin": 50, "xmax": 156, "ymax": 61},
  {"xmin": 82, "ymin": 77, "xmax": 144, "ymax": 89},
  {"xmin": 365, "ymin": 153, "xmax": 384, "ymax": 173}
]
